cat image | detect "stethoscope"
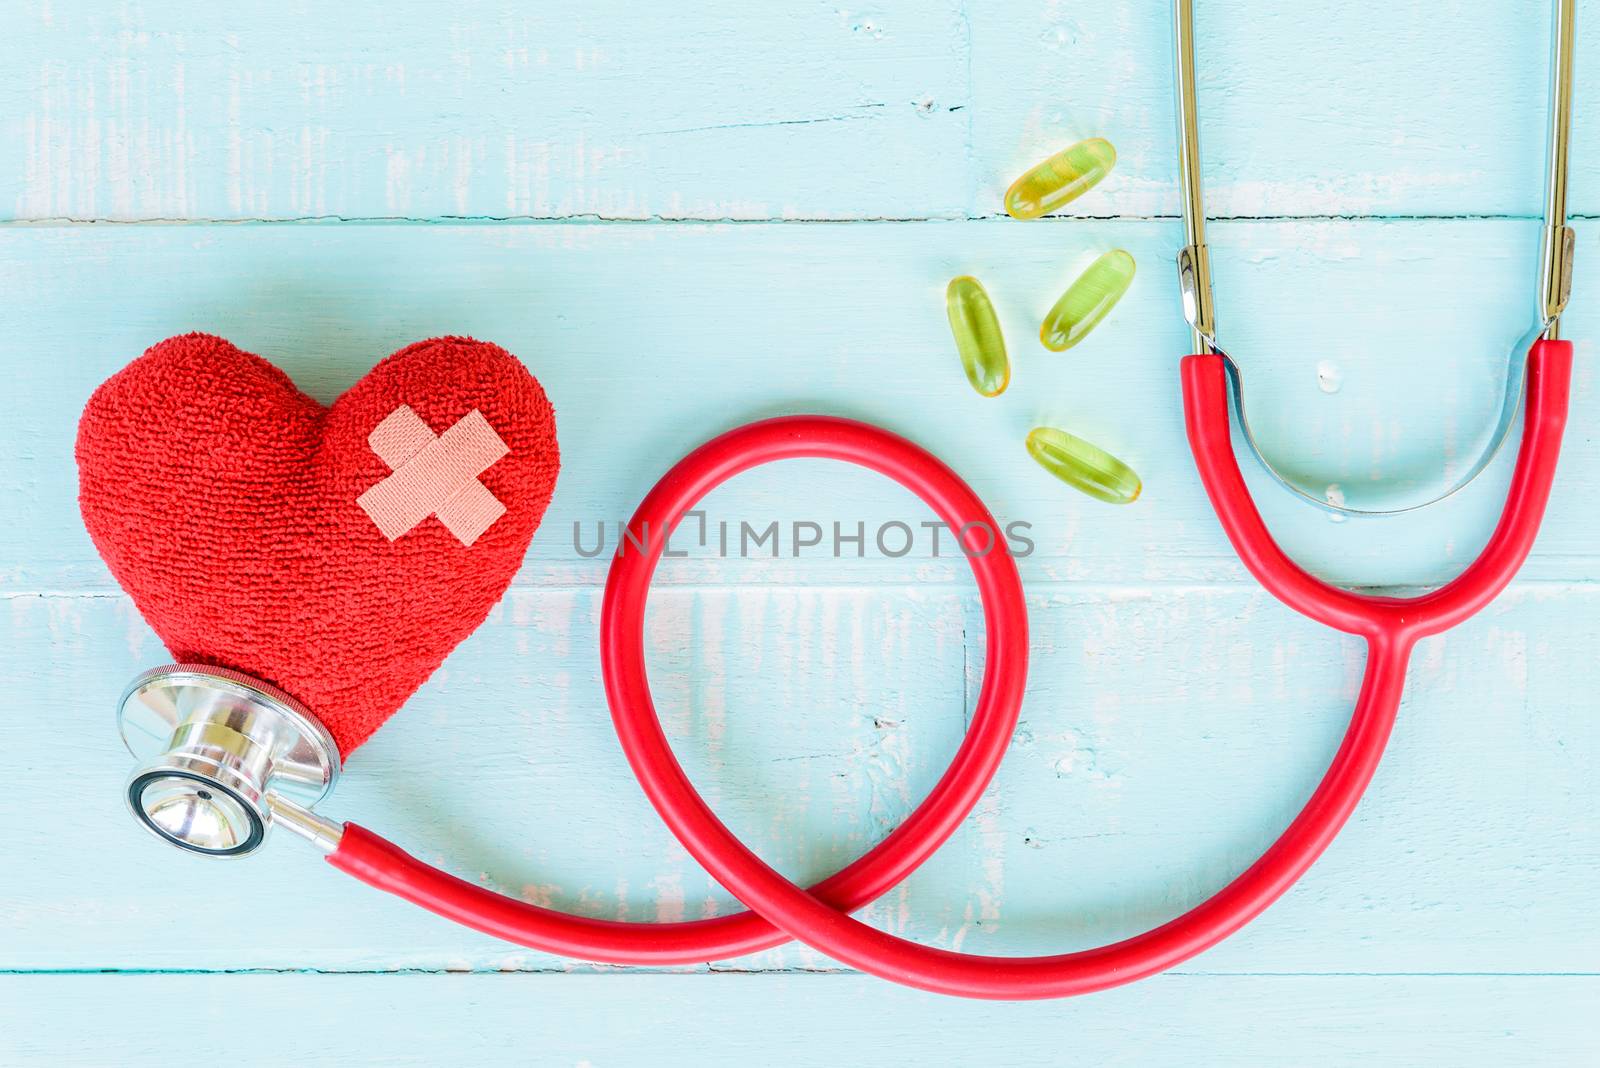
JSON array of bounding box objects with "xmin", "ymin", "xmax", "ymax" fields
[{"xmin": 112, "ymin": 0, "xmax": 1577, "ymax": 999}]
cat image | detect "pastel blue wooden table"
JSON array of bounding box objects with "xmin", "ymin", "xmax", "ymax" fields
[{"xmin": 2, "ymin": 2, "xmax": 1596, "ymax": 1064}]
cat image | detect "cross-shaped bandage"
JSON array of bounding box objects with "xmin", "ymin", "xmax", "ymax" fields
[{"xmin": 357, "ymin": 405, "xmax": 510, "ymax": 546}]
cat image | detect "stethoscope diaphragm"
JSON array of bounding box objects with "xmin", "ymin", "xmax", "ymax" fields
[{"xmin": 117, "ymin": 664, "xmax": 340, "ymax": 857}]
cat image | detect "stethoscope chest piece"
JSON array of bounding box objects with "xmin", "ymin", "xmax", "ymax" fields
[{"xmin": 117, "ymin": 664, "xmax": 341, "ymax": 857}]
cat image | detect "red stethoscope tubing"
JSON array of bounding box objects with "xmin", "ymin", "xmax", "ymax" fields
[
  {"xmin": 1185, "ymin": 342, "xmax": 1572, "ymax": 643},
  {"xmin": 330, "ymin": 416, "xmax": 1031, "ymax": 964},
  {"xmin": 329, "ymin": 340, "xmax": 1570, "ymax": 999},
  {"xmin": 594, "ymin": 341, "xmax": 1570, "ymax": 999}
]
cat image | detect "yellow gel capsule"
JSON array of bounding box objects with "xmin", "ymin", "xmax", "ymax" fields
[
  {"xmin": 945, "ymin": 275, "xmax": 1010, "ymax": 397},
  {"xmin": 1026, "ymin": 426, "xmax": 1142, "ymax": 504},
  {"xmin": 1004, "ymin": 137, "xmax": 1117, "ymax": 220},
  {"xmin": 1039, "ymin": 249, "xmax": 1135, "ymax": 352}
]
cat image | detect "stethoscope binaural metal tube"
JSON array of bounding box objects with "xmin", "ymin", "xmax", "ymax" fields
[
  {"xmin": 1173, "ymin": 0, "xmax": 1216, "ymax": 357},
  {"xmin": 1541, "ymin": 0, "xmax": 1577, "ymax": 342},
  {"xmin": 1172, "ymin": 0, "xmax": 1576, "ymax": 515}
]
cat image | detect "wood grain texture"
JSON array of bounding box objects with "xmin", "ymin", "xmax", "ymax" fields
[
  {"xmin": 3, "ymin": 974, "xmax": 1597, "ymax": 1067},
  {"xmin": 2, "ymin": 220, "xmax": 1596, "ymax": 592},
  {"xmin": 2, "ymin": 583, "xmax": 1595, "ymax": 975},
  {"xmin": 2, "ymin": 0, "xmax": 1597, "ymax": 1062},
  {"xmin": 4, "ymin": 0, "xmax": 1596, "ymax": 221}
]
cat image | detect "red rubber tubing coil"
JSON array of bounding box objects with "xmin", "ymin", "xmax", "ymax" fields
[
  {"xmin": 589, "ymin": 343, "xmax": 1569, "ymax": 998},
  {"xmin": 331, "ymin": 340, "xmax": 1569, "ymax": 999}
]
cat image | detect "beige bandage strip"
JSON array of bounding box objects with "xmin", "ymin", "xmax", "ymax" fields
[
  {"xmin": 357, "ymin": 405, "xmax": 510, "ymax": 546},
  {"xmin": 368, "ymin": 405, "xmax": 438, "ymax": 467}
]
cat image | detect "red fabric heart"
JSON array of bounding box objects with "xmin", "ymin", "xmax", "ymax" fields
[{"xmin": 76, "ymin": 333, "xmax": 559, "ymax": 756}]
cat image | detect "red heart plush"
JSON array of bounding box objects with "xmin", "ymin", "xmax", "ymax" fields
[{"xmin": 76, "ymin": 333, "xmax": 559, "ymax": 756}]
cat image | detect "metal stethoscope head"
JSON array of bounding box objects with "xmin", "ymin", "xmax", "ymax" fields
[
  {"xmin": 1171, "ymin": 0, "xmax": 1577, "ymax": 516},
  {"xmin": 118, "ymin": 664, "xmax": 344, "ymax": 856}
]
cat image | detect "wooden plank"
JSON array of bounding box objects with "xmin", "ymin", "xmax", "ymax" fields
[
  {"xmin": 3, "ymin": 0, "xmax": 970, "ymax": 222},
  {"xmin": 0, "ymin": 586, "xmax": 967, "ymax": 972},
  {"xmin": 1, "ymin": 584, "xmax": 1593, "ymax": 973},
  {"xmin": 5, "ymin": 0, "xmax": 1597, "ymax": 1051},
  {"xmin": 2, "ymin": 973, "xmax": 1596, "ymax": 1066},
  {"xmin": 3, "ymin": 218, "xmax": 1596, "ymax": 595},
  {"xmin": 4, "ymin": 1, "xmax": 1595, "ymax": 222},
  {"xmin": 970, "ymin": 0, "xmax": 1600, "ymax": 220}
]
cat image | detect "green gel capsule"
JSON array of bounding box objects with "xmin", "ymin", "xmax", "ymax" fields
[
  {"xmin": 945, "ymin": 275, "xmax": 1010, "ymax": 397},
  {"xmin": 1026, "ymin": 426, "xmax": 1142, "ymax": 505},
  {"xmin": 1004, "ymin": 137, "xmax": 1117, "ymax": 220},
  {"xmin": 1039, "ymin": 249, "xmax": 1135, "ymax": 352}
]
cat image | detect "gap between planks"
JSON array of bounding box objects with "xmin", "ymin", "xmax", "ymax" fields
[
  {"xmin": 7, "ymin": 578, "xmax": 1600, "ymax": 599},
  {"xmin": 3, "ymin": 967, "xmax": 1597, "ymax": 977},
  {"xmin": 3, "ymin": 212, "xmax": 1598, "ymax": 228}
]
